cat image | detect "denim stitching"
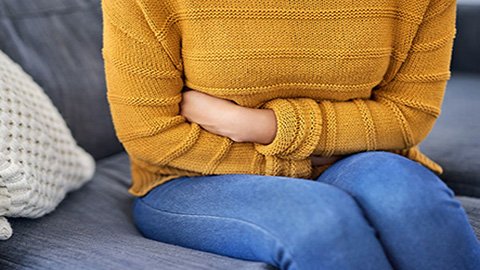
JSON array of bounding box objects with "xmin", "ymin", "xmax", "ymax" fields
[{"xmin": 136, "ymin": 198, "xmax": 299, "ymax": 270}]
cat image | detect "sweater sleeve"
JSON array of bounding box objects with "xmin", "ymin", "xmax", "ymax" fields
[
  {"xmin": 101, "ymin": 0, "xmax": 311, "ymax": 178},
  {"xmin": 253, "ymin": 0, "xmax": 457, "ymax": 160}
]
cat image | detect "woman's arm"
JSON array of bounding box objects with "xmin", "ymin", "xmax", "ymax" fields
[
  {"xmin": 248, "ymin": 0, "xmax": 457, "ymax": 161},
  {"xmin": 102, "ymin": 0, "xmax": 313, "ymax": 178},
  {"xmin": 180, "ymin": 89, "xmax": 343, "ymax": 166},
  {"xmin": 179, "ymin": 89, "xmax": 277, "ymax": 145},
  {"xmin": 184, "ymin": 0, "xmax": 457, "ymax": 164}
]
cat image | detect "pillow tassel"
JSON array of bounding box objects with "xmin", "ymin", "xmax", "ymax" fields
[{"xmin": 0, "ymin": 216, "xmax": 12, "ymax": 240}]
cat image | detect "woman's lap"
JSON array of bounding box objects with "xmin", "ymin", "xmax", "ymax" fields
[
  {"xmin": 315, "ymin": 150, "xmax": 480, "ymax": 270},
  {"xmin": 133, "ymin": 171, "xmax": 392, "ymax": 270},
  {"xmin": 132, "ymin": 150, "xmax": 480, "ymax": 270}
]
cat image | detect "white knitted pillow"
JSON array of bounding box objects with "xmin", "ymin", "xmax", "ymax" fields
[{"xmin": 0, "ymin": 50, "xmax": 95, "ymax": 240}]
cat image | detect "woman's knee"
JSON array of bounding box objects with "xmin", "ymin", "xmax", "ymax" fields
[
  {"xmin": 271, "ymin": 183, "xmax": 389, "ymax": 269},
  {"xmin": 321, "ymin": 151, "xmax": 457, "ymax": 220},
  {"xmin": 274, "ymin": 182, "xmax": 376, "ymax": 247}
]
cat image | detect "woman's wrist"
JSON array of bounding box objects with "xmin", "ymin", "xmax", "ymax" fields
[{"xmin": 226, "ymin": 106, "xmax": 277, "ymax": 144}]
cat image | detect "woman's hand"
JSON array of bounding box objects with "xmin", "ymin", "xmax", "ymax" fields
[
  {"xmin": 180, "ymin": 88, "xmax": 344, "ymax": 166},
  {"xmin": 180, "ymin": 88, "xmax": 277, "ymax": 144},
  {"xmin": 180, "ymin": 88, "xmax": 276, "ymax": 143},
  {"xmin": 180, "ymin": 88, "xmax": 245, "ymax": 140}
]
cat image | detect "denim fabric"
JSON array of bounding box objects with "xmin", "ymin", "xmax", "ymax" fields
[
  {"xmin": 0, "ymin": 152, "xmax": 478, "ymax": 270},
  {"xmin": 1, "ymin": 0, "xmax": 479, "ymax": 194},
  {"xmin": 132, "ymin": 151, "xmax": 480, "ymax": 270}
]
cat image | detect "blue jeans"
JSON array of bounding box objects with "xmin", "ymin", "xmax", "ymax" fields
[{"xmin": 132, "ymin": 151, "xmax": 480, "ymax": 270}]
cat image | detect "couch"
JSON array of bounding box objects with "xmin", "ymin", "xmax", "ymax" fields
[{"xmin": 0, "ymin": 0, "xmax": 479, "ymax": 269}]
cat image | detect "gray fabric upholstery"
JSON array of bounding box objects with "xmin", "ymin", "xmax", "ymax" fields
[
  {"xmin": 0, "ymin": 152, "xmax": 274, "ymax": 270},
  {"xmin": 0, "ymin": 0, "xmax": 123, "ymax": 160},
  {"xmin": 451, "ymin": 2, "xmax": 480, "ymax": 73},
  {"xmin": 0, "ymin": 151, "xmax": 478, "ymax": 270},
  {"xmin": 1, "ymin": 0, "xmax": 478, "ymax": 159},
  {"xmin": 457, "ymin": 196, "xmax": 480, "ymax": 238},
  {"xmin": 420, "ymin": 73, "xmax": 480, "ymax": 198},
  {"xmin": 0, "ymin": 150, "xmax": 478, "ymax": 270}
]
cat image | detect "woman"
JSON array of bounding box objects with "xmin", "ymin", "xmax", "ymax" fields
[{"xmin": 101, "ymin": 0, "xmax": 480, "ymax": 269}]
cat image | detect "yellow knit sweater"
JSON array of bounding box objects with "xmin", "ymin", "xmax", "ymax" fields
[{"xmin": 102, "ymin": 0, "xmax": 457, "ymax": 197}]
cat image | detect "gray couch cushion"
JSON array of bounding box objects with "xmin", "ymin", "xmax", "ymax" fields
[
  {"xmin": 0, "ymin": 152, "xmax": 274, "ymax": 270},
  {"xmin": 457, "ymin": 196, "xmax": 480, "ymax": 238},
  {"xmin": 451, "ymin": 1, "xmax": 480, "ymax": 73},
  {"xmin": 0, "ymin": 150, "xmax": 478, "ymax": 270},
  {"xmin": 420, "ymin": 73, "xmax": 480, "ymax": 198},
  {"xmin": 0, "ymin": 0, "xmax": 122, "ymax": 160}
]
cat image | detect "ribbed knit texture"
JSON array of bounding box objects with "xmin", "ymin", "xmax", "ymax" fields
[{"xmin": 102, "ymin": 0, "xmax": 457, "ymax": 197}]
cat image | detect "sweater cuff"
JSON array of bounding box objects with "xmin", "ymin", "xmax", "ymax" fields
[{"xmin": 254, "ymin": 98, "xmax": 323, "ymax": 160}]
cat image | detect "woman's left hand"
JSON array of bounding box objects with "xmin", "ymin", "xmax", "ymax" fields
[{"xmin": 180, "ymin": 88, "xmax": 277, "ymax": 144}]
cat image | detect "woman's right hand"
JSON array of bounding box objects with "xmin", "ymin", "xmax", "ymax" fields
[{"xmin": 310, "ymin": 155, "xmax": 344, "ymax": 166}]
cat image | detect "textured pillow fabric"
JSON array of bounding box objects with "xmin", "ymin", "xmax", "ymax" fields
[
  {"xmin": 0, "ymin": 0, "xmax": 124, "ymax": 160},
  {"xmin": 0, "ymin": 50, "xmax": 95, "ymax": 240}
]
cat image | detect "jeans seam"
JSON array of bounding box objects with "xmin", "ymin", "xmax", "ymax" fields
[{"xmin": 136, "ymin": 198, "xmax": 299, "ymax": 269}]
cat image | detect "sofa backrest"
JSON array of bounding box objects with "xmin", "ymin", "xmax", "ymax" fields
[
  {"xmin": 0, "ymin": 0, "xmax": 123, "ymax": 160},
  {"xmin": 452, "ymin": 0, "xmax": 480, "ymax": 74},
  {"xmin": 1, "ymin": 0, "xmax": 477, "ymax": 162}
]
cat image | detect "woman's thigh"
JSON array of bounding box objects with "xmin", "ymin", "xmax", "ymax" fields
[
  {"xmin": 132, "ymin": 173, "xmax": 393, "ymax": 270},
  {"xmin": 315, "ymin": 150, "xmax": 480, "ymax": 270}
]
